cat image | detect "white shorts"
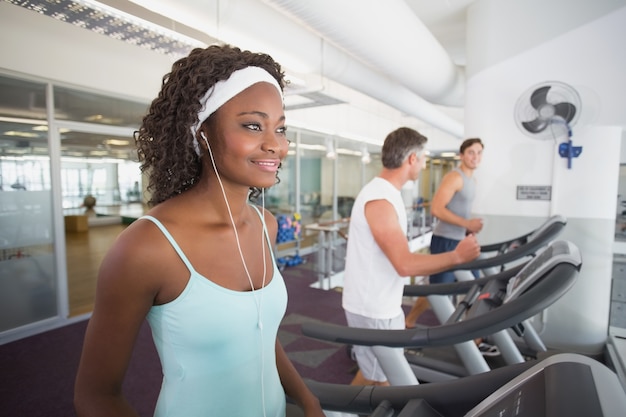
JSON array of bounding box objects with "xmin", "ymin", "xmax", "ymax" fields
[{"xmin": 344, "ymin": 311, "xmax": 405, "ymax": 382}]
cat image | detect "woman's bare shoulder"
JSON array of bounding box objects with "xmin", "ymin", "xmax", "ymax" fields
[{"xmin": 98, "ymin": 217, "xmax": 175, "ymax": 290}]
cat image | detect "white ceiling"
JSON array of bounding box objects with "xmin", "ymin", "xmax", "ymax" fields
[
  {"xmin": 3, "ymin": 0, "xmax": 624, "ymax": 161},
  {"xmin": 1, "ymin": 0, "xmax": 476, "ymax": 158},
  {"xmin": 117, "ymin": 0, "xmax": 477, "ymax": 147},
  {"xmin": 404, "ymin": 0, "xmax": 476, "ymax": 66}
]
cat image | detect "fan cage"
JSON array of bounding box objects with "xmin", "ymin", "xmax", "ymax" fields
[{"xmin": 514, "ymin": 81, "xmax": 581, "ymax": 140}]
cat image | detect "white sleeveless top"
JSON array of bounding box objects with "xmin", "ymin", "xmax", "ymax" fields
[{"xmin": 342, "ymin": 177, "xmax": 408, "ymax": 319}]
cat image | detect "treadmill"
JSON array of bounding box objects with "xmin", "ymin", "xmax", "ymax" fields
[
  {"xmin": 302, "ymin": 240, "xmax": 581, "ymax": 387},
  {"xmin": 291, "ymin": 240, "xmax": 621, "ymax": 416},
  {"xmin": 448, "ymin": 214, "xmax": 567, "ymax": 280},
  {"xmin": 301, "ymin": 353, "xmax": 626, "ymax": 417},
  {"xmin": 402, "ymin": 215, "xmax": 567, "ymax": 382}
]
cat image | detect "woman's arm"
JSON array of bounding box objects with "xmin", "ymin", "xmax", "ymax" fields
[
  {"xmin": 276, "ymin": 341, "xmax": 324, "ymax": 416},
  {"xmin": 74, "ymin": 224, "xmax": 162, "ymax": 417}
]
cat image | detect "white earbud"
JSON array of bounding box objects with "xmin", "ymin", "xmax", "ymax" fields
[
  {"xmin": 200, "ymin": 125, "xmax": 266, "ymax": 415},
  {"xmin": 200, "ymin": 131, "xmax": 209, "ymax": 148}
]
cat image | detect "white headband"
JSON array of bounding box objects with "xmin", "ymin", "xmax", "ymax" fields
[{"xmin": 191, "ymin": 66, "xmax": 283, "ymax": 155}]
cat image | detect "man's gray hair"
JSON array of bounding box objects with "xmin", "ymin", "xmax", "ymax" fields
[{"xmin": 381, "ymin": 127, "xmax": 428, "ymax": 169}]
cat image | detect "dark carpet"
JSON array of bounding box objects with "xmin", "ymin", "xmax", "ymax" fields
[
  {"xmin": 0, "ymin": 251, "xmax": 353, "ymax": 417},
  {"xmin": 0, "ymin": 249, "xmax": 436, "ymax": 417}
]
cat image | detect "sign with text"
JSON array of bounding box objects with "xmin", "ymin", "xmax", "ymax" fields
[{"xmin": 517, "ymin": 185, "xmax": 551, "ymax": 201}]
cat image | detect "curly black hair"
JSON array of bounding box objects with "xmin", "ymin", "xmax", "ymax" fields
[{"xmin": 135, "ymin": 44, "xmax": 286, "ymax": 206}]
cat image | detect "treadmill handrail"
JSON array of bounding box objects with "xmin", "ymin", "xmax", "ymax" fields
[
  {"xmin": 403, "ymin": 263, "xmax": 525, "ymax": 297},
  {"xmin": 303, "ymin": 361, "xmax": 537, "ymax": 416},
  {"xmin": 444, "ymin": 219, "xmax": 565, "ymax": 272},
  {"xmin": 478, "ymin": 214, "xmax": 566, "ymax": 253},
  {"xmin": 301, "ymin": 353, "xmax": 626, "ymax": 417},
  {"xmin": 302, "ymin": 263, "xmax": 580, "ymax": 349}
]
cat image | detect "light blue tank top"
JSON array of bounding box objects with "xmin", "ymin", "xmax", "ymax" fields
[
  {"xmin": 433, "ymin": 167, "xmax": 476, "ymax": 240},
  {"xmin": 142, "ymin": 209, "xmax": 288, "ymax": 417}
]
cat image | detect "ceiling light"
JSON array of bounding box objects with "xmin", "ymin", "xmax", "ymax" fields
[
  {"xmin": 84, "ymin": 114, "xmax": 125, "ymax": 124},
  {"xmin": 440, "ymin": 151, "xmax": 457, "ymax": 158},
  {"xmin": 7, "ymin": 0, "xmax": 205, "ymax": 57},
  {"xmin": 296, "ymin": 144, "xmax": 326, "ymax": 151},
  {"xmin": 361, "ymin": 146, "xmax": 371, "ymax": 164},
  {"xmin": 336, "ymin": 149, "xmax": 361, "ymax": 156},
  {"xmin": 325, "ymin": 137, "xmax": 336, "ymax": 159},
  {"xmin": 4, "ymin": 131, "xmax": 39, "ymax": 138},
  {"xmin": 32, "ymin": 126, "xmax": 71, "ymax": 133},
  {"xmin": 104, "ymin": 139, "xmax": 130, "ymax": 146}
]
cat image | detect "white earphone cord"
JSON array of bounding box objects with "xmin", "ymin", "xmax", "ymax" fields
[{"xmin": 202, "ymin": 134, "xmax": 267, "ymax": 416}]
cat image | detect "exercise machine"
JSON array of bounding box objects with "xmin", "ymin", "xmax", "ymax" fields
[
  {"xmin": 302, "ymin": 353, "xmax": 626, "ymax": 417},
  {"xmin": 400, "ymin": 215, "xmax": 567, "ymax": 381},
  {"xmin": 295, "ymin": 241, "xmax": 626, "ymax": 416},
  {"xmin": 303, "ymin": 240, "xmax": 581, "ymax": 385},
  {"xmin": 453, "ymin": 214, "xmax": 567, "ymax": 279}
]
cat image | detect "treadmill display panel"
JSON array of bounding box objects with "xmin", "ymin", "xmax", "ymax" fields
[
  {"xmin": 466, "ymin": 362, "xmax": 603, "ymax": 417},
  {"xmin": 504, "ymin": 241, "xmax": 579, "ymax": 303}
]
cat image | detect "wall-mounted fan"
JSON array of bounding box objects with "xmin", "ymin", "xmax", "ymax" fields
[{"xmin": 514, "ymin": 81, "xmax": 582, "ymax": 168}]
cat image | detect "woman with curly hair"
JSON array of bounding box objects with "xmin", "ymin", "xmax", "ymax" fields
[{"xmin": 74, "ymin": 44, "xmax": 324, "ymax": 417}]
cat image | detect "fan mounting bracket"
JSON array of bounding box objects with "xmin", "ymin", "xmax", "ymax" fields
[{"xmin": 558, "ymin": 139, "xmax": 583, "ymax": 169}]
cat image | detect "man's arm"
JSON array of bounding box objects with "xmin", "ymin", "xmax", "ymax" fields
[{"xmin": 364, "ymin": 199, "xmax": 479, "ymax": 277}]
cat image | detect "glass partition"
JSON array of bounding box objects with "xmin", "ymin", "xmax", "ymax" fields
[
  {"xmin": 0, "ymin": 72, "xmax": 149, "ymax": 338},
  {"xmin": 53, "ymin": 85, "xmax": 148, "ymax": 128},
  {"xmin": 419, "ymin": 155, "xmax": 459, "ymax": 230},
  {"xmin": 267, "ymin": 131, "xmax": 383, "ymax": 225},
  {"xmin": 3, "ymin": 71, "xmax": 448, "ymax": 339},
  {"xmin": 335, "ymin": 136, "xmax": 381, "ymax": 219},
  {"xmin": 261, "ymin": 132, "xmax": 296, "ymax": 216},
  {"xmin": 296, "ymin": 131, "xmax": 328, "ymax": 224},
  {"xmin": 59, "ymin": 131, "xmax": 142, "ymax": 212},
  {"xmin": 0, "ymin": 111, "xmax": 57, "ymax": 332}
]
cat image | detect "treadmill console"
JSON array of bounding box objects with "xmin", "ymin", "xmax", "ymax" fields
[
  {"xmin": 465, "ymin": 362, "xmax": 600, "ymax": 416},
  {"xmin": 504, "ymin": 240, "xmax": 581, "ymax": 303},
  {"xmin": 526, "ymin": 214, "xmax": 566, "ymax": 243},
  {"xmin": 465, "ymin": 354, "xmax": 625, "ymax": 417}
]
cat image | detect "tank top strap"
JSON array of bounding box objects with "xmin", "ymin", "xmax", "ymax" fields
[
  {"xmin": 139, "ymin": 215, "xmax": 196, "ymax": 274},
  {"xmin": 249, "ymin": 204, "xmax": 276, "ymax": 264}
]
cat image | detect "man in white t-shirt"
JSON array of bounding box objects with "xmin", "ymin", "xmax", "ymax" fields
[{"xmin": 342, "ymin": 127, "xmax": 480, "ymax": 386}]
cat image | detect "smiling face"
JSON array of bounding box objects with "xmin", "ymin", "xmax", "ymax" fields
[
  {"xmin": 460, "ymin": 141, "xmax": 483, "ymax": 171},
  {"xmin": 204, "ymin": 82, "xmax": 288, "ymax": 190}
]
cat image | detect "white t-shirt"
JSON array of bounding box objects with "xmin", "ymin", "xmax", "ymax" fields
[{"xmin": 342, "ymin": 177, "xmax": 408, "ymax": 319}]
